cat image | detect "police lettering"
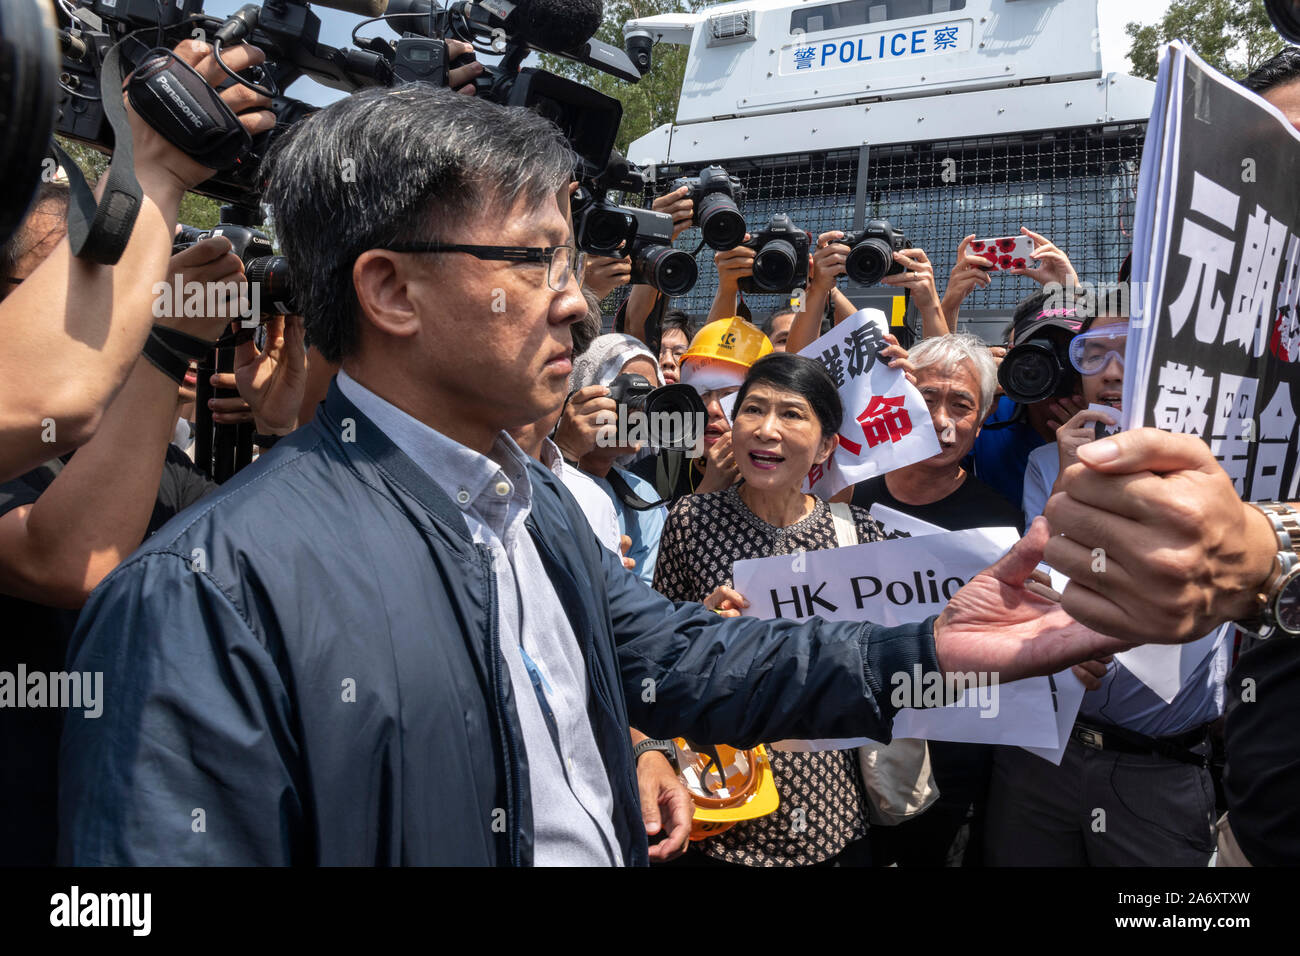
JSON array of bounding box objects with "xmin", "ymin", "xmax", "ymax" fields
[{"xmin": 850, "ymin": 570, "xmax": 964, "ymax": 607}]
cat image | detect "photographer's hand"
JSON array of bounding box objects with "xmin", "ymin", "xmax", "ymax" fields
[
  {"xmin": 652, "ymin": 186, "xmax": 694, "ymax": 242},
  {"xmin": 882, "ymin": 248, "xmax": 946, "ymax": 339},
  {"xmin": 583, "ymin": 255, "xmax": 632, "ymax": 300},
  {"xmin": 208, "ymin": 313, "xmax": 308, "ymax": 433},
  {"xmin": 696, "ymin": 431, "xmax": 739, "ymax": 493},
  {"xmin": 554, "ymin": 385, "xmax": 616, "ymax": 463},
  {"xmin": 939, "ymin": 235, "xmax": 992, "ymax": 333},
  {"xmin": 1007, "ymin": 227, "xmax": 1079, "ymax": 290},
  {"xmin": 446, "ymin": 39, "xmax": 484, "ymax": 93},
  {"xmin": 707, "ymin": 239, "xmax": 754, "ymax": 324},
  {"xmin": 126, "ymin": 40, "xmax": 275, "ymax": 219}
]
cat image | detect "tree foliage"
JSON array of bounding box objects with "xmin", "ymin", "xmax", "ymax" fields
[
  {"xmin": 537, "ymin": 0, "xmax": 696, "ymax": 158},
  {"xmin": 1126, "ymin": 0, "xmax": 1285, "ymax": 81},
  {"xmin": 54, "ymin": 136, "xmax": 223, "ymax": 230}
]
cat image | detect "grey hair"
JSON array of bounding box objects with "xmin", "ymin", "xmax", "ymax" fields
[
  {"xmin": 263, "ymin": 85, "xmax": 575, "ymax": 362},
  {"xmin": 572, "ymin": 288, "xmax": 603, "ymax": 356},
  {"xmin": 909, "ymin": 333, "xmax": 998, "ymax": 419}
]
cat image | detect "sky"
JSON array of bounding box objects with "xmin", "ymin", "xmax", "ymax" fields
[{"xmin": 199, "ymin": 0, "xmax": 1176, "ymax": 107}]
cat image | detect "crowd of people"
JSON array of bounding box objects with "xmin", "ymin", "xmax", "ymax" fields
[{"xmin": 2, "ymin": 36, "xmax": 1299, "ymax": 869}]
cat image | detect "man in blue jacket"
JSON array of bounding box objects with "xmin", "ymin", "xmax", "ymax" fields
[{"xmin": 59, "ymin": 86, "xmax": 1145, "ymax": 866}]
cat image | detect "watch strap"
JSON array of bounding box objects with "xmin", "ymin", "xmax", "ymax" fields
[{"xmin": 633, "ymin": 738, "xmax": 677, "ymax": 768}]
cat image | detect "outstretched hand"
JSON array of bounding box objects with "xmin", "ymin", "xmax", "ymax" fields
[{"xmin": 932, "ymin": 518, "xmax": 1134, "ymax": 685}]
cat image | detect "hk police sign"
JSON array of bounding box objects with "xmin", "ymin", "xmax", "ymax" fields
[{"xmin": 784, "ymin": 19, "xmax": 972, "ymax": 75}]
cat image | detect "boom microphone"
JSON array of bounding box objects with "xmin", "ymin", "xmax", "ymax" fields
[
  {"xmin": 388, "ymin": 0, "xmax": 603, "ymax": 54},
  {"xmin": 313, "ymin": 0, "xmax": 391, "ymax": 17}
]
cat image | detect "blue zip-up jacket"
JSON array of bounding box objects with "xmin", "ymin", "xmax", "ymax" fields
[{"xmin": 57, "ymin": 382, "xmax": 939, "ymax": 866}]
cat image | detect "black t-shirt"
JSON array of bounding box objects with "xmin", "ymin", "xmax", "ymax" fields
[
  {"xmin": 0, "ymin": 445, "xmax": 216, "ymax": 865},
  {"xmin": 850, "ymin": 472, "xmax": 1025, "ymax": 535},
  {"xmin": 1223, "ymin": 636, "xmax": 1300, "ymax": 865}
]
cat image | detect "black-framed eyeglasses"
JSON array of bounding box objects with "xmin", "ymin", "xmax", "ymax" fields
[{"xmin": 383, "ymin": 242, "xmax": 586, "ymax": 293}]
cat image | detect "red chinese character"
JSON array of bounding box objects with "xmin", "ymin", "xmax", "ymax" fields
[
  {"xmin": 807, "ymin": 461, "xmax": 826, "ymax": 487},
  {"xmin": 856, "ymin": 395, "xmax": 912, "ymax": 448}
]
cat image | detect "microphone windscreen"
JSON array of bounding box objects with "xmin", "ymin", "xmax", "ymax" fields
[
  {"xmin": 315, "ymin": 0, "xmax": 391, "ymax": 19},
  {"xmin": 519, "ymin": 0, "xmax": 603, "ymax": 53}
]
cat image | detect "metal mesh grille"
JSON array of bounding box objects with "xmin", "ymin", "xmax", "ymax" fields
[{"xmin": 611, "ymin": 121, "xmax": 1145, "ymax": 338}]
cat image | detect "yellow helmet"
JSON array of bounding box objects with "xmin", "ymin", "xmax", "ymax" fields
[
  {"xmin": 673, "ymin": 739, "xmax": 780, "ymax": 841},
  {"xmin": 682, "ymin": 317, "xmax": 773, "ymax": 373}
]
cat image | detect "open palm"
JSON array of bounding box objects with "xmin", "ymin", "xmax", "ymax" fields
[{"xmin": 933, "ymin": 518, "xmax": 1134, "ymax": 685}]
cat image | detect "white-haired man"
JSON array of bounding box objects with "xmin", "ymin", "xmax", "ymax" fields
[
  {"xmin": 837, "ymin": 332, "xmax": 1022, "ymax": 868},
  {"xmin": 841, "ymin": 333, "xmax": 1023, "ymax": 532}
]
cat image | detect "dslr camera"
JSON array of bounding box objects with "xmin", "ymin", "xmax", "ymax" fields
[
  {"xmin": 843, "ymin": 219, "xmax": 910, "ymax": 286},
  {"xmin": 997, "ymin": 332, "xmax": 1075, "ymax": 405},
  {"xmin": 606, "ymin": 373, "xmax": 708, "ymax": 456},
  {"xmin": 173, "ymin": 213, "xmax": 297, "ymax": 320},
  {"xmin": 574, "ymin": 152, "xmax": 699, "ymax": 297},
  {"xmin": 669, "ymin": 165, "xmax": 747, "ymax": 251},
  {"xmin": 738, "ymin": 214, "xmax": 810, "ymax": 295}
]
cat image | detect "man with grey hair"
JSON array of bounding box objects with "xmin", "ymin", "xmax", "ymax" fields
[
  {"xmin": 843, "ymin": 332, "xmax": 1021, "ymax": 868},
  {"xmin": 58, "ymin": 87, "xmax": 1159, "ymax": 867},
  {"xmin": 846, "ymin": 333, "xmax": 1020, "ymax": 533}
]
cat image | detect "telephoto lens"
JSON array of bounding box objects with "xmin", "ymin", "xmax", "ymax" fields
[
  {"xmin": 844, "ymin": 219, "xmax": 909, "ymax": 285},
  {"xmin": 244, "ymin": 256, "xmax": 297, "ymax": 315},
  {"xmin": 632, "ymin": 242, "xmax": 698, "ymax": 297},
  {"xmin": 752, "ymin": 239, "xmax": 798, "ymax": 291},
  {"xmin": 997, "ymin": 334, "xmax": 1073, "ymax": 405}
]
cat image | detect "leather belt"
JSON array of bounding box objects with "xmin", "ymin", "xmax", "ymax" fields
[{"xmin": 1071, "ymin": 718, "xmax": 1211, "ymax": 768}]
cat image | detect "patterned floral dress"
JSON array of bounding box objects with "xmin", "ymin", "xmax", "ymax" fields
[{"xmin": 652, "ymin": 485, "xmax": 887, "ymax": 867}]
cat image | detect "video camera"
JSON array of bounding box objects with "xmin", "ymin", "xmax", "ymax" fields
[
  {"xmin": 738, "ymin": 214, "xmax": 810, "ymax": 295},
  {"xmin": 27, "ymin": 0, "xmax": 639, "ymax": 224}
]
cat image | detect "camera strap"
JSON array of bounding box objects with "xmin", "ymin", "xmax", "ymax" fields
[
  {"xmin": 126, "ymin": 48, "xmax": 253, "ymax": 171},
  {"xmin": 53, "ymin": 42, "xmax": 142, "ymax": 265},
  {"xmin": 606, "ymin": 465, "xmax": 674, "ymax": 512}
]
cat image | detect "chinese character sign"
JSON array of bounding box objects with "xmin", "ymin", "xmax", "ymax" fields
[
  {"xmin": 1127, "ymin": 43, "xmax": 1300, "ymax": 501},
  {"xmin": 796, "ymin": 309, "xmax": 941, "ymax": 497}
]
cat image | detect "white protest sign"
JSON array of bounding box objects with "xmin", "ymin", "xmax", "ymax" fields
[
  {"xmin": 1113, "ymin": 626, "xmax": 1229, "ymax": 705},
  {"xmin": 731, "ymin": 530, "xmax": 1059, "ymax": 748},
  {"xmin": 867, "ymin": 504, "xmax": 1082, "ymax": 762},
  {"xmin": 796, "ymin": 309, "xmax": 941, "ymax": 499}
]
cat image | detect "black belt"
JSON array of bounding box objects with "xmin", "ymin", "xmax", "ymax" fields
[{"xmin": 1071, "ymin": 718, "xmax": 1211, "ymax": 768}]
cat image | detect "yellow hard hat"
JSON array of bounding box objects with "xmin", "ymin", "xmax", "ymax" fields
[
  {"xmin": 673, "ymin": 739, "xmax": 780, "ymax": 841},
  {"xmin": 682, "ymin": 317, "xmax": 773, "ymax": 372}
]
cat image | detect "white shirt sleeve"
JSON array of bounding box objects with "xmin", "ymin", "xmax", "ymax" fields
[{"xmin": 1021, "ymin": 442, "xmax": 1061, "ymax": 527}]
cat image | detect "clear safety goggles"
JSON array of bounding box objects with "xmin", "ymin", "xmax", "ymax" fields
[{"xmin": 1068, "ymin": 324, "xmax": 1129, "ymax": 376}]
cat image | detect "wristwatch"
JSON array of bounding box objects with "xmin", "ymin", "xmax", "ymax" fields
[
  {"xmin": 633, "ymin": 738, "xmax": 678, "ymax": 768},
  {"xmin": 1238, "ymin": 502, "xmax": 1300, "ymax": 639}
]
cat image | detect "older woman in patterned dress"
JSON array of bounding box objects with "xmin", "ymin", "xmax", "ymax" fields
[{"xmin": 653, "ymin": 351, "xmax": 890, "ymax": 867}]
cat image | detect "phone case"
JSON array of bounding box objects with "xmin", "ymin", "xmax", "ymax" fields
[{"xmin": 969, "ymin": 235, "xmax": 1037, "ymax": 271}]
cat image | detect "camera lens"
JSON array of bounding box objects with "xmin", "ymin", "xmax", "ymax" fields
[
  {"xmin": 635, "ymin": 244, "xmax": 698, "ymax": 297},
  {"xmin": 752, "ymin": 238, "xmax": 797, "ymax": 291},
  {"xmin": 845, "ymin": 238, "xmax": 894, "ymax": 285},
  {"xmin": 244, "ymin": 256, "xmax": 296, "ymax": 314},
  {"xmin": 998, "ymin": 341, "xmax": 1064, "ymax": 405},
  {"xmin": 582, "ymin": 207, "xmax": 633, "ymax": 256},
  {"xmin": 643, "ymin": 383, "xmax": 708, "ymax": 451},
  {"xmin": 696, "ymin": 191, "xmax": 746, "ymax": 250}
]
